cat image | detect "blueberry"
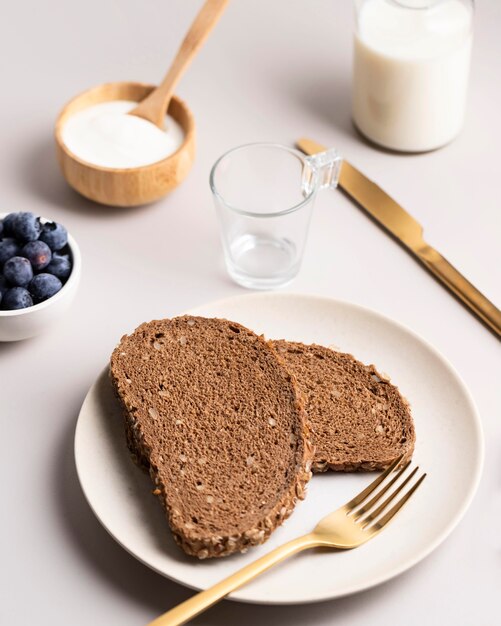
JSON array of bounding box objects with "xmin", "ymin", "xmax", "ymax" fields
[
  {"xmin": 29, "ymin": 273, "xmax": 62, "ymax": 302},
  {"xmin": 2, "ymin": 287, "xmax": 33, "ymax": 310},
  {"xmin": 0, "ymin": 239, "xmax": 21, "ymax": 267},
  {"xmin": 2, "ymin": 213, "xmax": 19, "ymax": 237},
  {"xmin": 0, "ymin": 221, "xmax": 3, "ymax": 238},
  {"xmin": 45, "ymin": 252, "xmax": 72, "ymax": 281},
  {"xmin": 0, "ymin": 274, "xmax": 9, "ymax": 297},
  {"xmin": 12, "ymin": 212, "xmax": 42, "ymax": 242},
  {"xmin": 3, "ymin": 256, "xmax": 34, "ymax": 287},
  {"xmin": 21, "ymin": 240, "xmax": 52, "ymax": 271},
  {"xmin": 39, "ymin": 221, "xmax": 68, "ymax": 251}
]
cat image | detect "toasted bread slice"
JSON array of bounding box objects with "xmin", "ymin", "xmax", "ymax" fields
[
  {"xmin": 272, "ymin": 340, "xmax": 415, "ymax": 472},
  {"xmin": 110, "ymin": 317, "xmax": 313, "ymax": 559}
]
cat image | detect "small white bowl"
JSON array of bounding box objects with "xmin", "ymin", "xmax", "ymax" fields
[{"xmin": 0, "ymin": 214, "xmax": 81, "ymax": 341}]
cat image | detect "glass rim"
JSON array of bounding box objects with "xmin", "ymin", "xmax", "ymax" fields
[{"xmin": 209, "ymin": 142, "xmax": 317, "ymax": 218}]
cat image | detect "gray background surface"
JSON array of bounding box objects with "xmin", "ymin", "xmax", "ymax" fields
[{"xmin": 1, "ymin": 1, "xmax": 499, "ymax": 624}]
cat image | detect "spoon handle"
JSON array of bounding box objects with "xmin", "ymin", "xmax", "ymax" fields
[{"xmin": 130, "ymin": 0, "xmax": 229, "ymax": 128}]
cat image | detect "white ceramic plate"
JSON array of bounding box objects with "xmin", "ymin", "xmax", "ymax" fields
[{"xmin": 75, "ymin": 293, "xmax": 483, "ymax": 604}]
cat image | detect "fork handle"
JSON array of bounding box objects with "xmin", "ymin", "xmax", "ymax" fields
[{"xmin": 147, "ymin": 534, "xmax": 317, "ymax": 626}]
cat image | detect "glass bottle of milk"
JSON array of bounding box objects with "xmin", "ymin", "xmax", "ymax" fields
[{"xmin": 352, "ymin": 0, "xmax": 474, "ymax": 152}]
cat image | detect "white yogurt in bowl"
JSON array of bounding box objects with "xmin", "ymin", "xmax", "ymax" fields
[{"xmin": 61, "ymin": 100, "xmax": 185, "ymax": 169}]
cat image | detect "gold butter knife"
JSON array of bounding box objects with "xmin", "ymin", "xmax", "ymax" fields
[{"xmin": 297, "ymin": 138, "xmax": 501, "ymax": 340}]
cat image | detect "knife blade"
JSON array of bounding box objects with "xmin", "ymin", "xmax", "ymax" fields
[{"xmin": 297, "ymin": 137, "xmax": 501, "ymax": 339}]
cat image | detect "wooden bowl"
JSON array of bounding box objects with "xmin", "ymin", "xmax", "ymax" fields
[{"xmin": 54, "ymin": 82, "xmax": 195, "ymax": 207}]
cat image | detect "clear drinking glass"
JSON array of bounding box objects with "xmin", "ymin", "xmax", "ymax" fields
[{"xmin": 210, "ymin": 143, "xmax": 342, "ymax": 289}]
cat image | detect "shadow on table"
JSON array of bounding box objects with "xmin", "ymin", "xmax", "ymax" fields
[
  {"xmin": 54, "ymin": 404, "xmax": 428, "ymax": 625},
  {"xmin": 283, "ymin": 73, "xmax": 355, "ymax": 145},
  {"xmin": 0, "ymin": 340, "xmax": 31, "ymax": 356}
]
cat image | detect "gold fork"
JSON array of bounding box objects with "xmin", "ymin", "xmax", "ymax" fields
[{"xmin": 148, "ymin": 456, "xmax": 426, "ymax": 626}]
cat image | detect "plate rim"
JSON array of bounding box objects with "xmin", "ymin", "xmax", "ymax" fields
[{"xmin": 74, "ymin": 292, "xmax": 484, "ymax": 605}]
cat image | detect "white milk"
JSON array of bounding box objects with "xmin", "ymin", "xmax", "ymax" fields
[
  {"xmin": 352, "ymin": 0, "xmax": 473, "ymax": 152},
  {"xmin": 61, "ymin": 100, "xmax": 185, "ymax": 168}
]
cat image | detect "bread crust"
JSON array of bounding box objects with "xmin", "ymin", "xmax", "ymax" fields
[{"xmin": 110, "ymin": 317, "xmax": 314, "ymax": 559}]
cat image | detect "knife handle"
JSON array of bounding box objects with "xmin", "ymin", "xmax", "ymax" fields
[
  {"xmin": 417, "ymin": 245, "xmax": 501, "ymax": 337},
  {"xmin": 296, "ymin": 137, "xmax": 501, "ymax": 339}
]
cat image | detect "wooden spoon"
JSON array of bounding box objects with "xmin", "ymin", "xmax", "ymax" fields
[{"xmin": 129, "ymin": 0, "xmax": 229, "ymax": 130}]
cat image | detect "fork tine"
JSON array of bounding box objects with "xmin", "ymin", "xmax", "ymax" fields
[
  {"xmin": 351, "ymin": 461, "xmax": 411, "ymax": 520},
  {"xmin": 346, "ymin": 454, "xmax": 404, "ymax": 510},
  {"xmin": 361, "ymin": 466, "xmax": 419, "ymax": 527},
  {"xmin": 365, "ymin": 472, "xmax": 427, "ymax": 531}
]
